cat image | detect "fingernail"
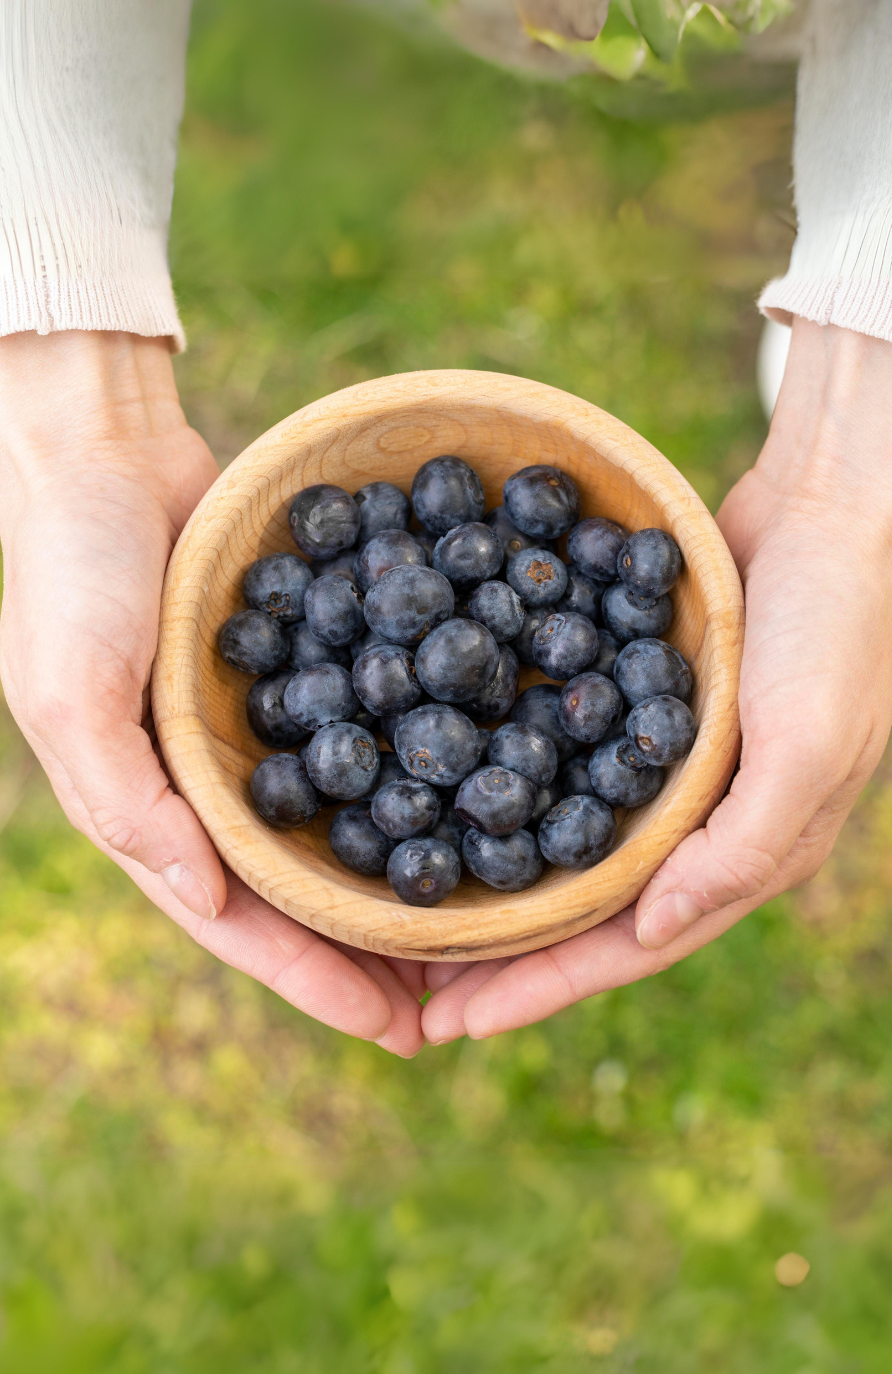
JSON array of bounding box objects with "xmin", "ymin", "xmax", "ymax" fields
[
  {"xmin": 160, "ymin": 863, "xmax": 217, "ymax": 920},
  {"xmin": 637, "ymin": 892, "xmax": 703, "ymax": 950}
]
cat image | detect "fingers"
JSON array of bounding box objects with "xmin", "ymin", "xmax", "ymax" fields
[
  {"xmin": 338, "ymin": 948, "xmax": 425, "ymax": 1057},
  {"xmin": 423, "ymin": 960, "xmax": 477, "ymax": 993},
  {"xmin": 421, "ymin": 958, "xmax": 511, "ymax": 1044}
]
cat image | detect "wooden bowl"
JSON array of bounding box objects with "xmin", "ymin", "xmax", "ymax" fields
[{"xmin": 153, "ymin": 370, "xmax": 743, "ymax": 961}]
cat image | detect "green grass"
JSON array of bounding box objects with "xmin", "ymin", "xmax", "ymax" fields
[{"xmin": 3, "ymin": 0, "xmax": 892, "ymax": 1368}]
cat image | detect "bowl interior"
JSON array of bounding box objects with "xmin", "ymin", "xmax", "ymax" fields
[{"xmin": 155, "ymin": 371, "xmax": 742, "ymax": 959}]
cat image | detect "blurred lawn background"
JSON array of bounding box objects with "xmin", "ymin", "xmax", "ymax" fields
[{"xmin": 2, "ymin": 0, "xmax": 892, "ymax": 1369}]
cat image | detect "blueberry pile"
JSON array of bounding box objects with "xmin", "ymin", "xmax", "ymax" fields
[{"xmin": 219, "ymin": 459, "xmax": 696, "ymax": 907}]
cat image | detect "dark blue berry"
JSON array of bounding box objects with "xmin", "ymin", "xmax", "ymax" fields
[
  {"xmin": 467, "ymin": 581, "xmax": 525, "ymax": 643},
  {"xmin": 506, "ymin": 548, "xmax": 568, "ymax": 607},
  {"xmin": 567, "ymin": 517, "xmax": 629, "ymax": 581},
  {"xmin": 538, "ymin": 795, "xmax": 616, "ymax": 868},
  {"xmin": 533, "ymin": 612, "xmax": 599, "ymax": 681},
  {"xmin": 511, "ymin": 608, "xmax": 550, "ymax": 666},
  {"xmin": 365, "ymin": 750, "xmax": 412, "ymax": 794},
  {"xmin": 351, "ymin": 627, "xmax": 389, "ymax": 662},
  {"xmin": 432, "ymin": 522, "xmax": 502, "ymax": 590},
  {"xmin": 350, "ymin": 705, "xmax": 380, "ymax": 734},
  {"xmin": 415, "ymin": 618, "xmax": 500, "ymax": 704},
  {"xmin": 464, "ymin": 644, "xmax": 520, "ymax": 722},
  {"xmin": 353, "ymin": 529, "xmax": 427, "ymax": 593},
  {"xmin": 329, "ymin": 803, "xmax": 395, "ymax": 876},
  {"xmin": 411, "ymin": 528, "xmax": 438, "ymax": 562},
  {"xmin": 510, "ymin": 684, "xmax": 577, "ymax": 763},
  {"xmin": 304, "ymin": 575, "xmax": 365, "ymax": 647},
  {"xmin": 560, "ymin": 754, "xmax": 595, "ymax": 797},
  {"xmin": 477, "ymin": 728, "xmax": 491, "ymax": 761},
  {"xmin": 601, "ymin": 581, "xmax": 673, "ymax": 644},
  {"xmin": 462, "ymin": 827, "xmax": 543, "ymax": 891},
  {"xmin": 613, "ymin": 638, "xmax": 692, "ymax": 707},
  {"xmin": 527, "ymin": 780, "xmax": 563, "ymax": 831},
  {"xmin": 363, "ymin": 565, "xmax": 454, "ymax": 645},
  {"xmin": 591, "ymin": 629, "xmax": 620, "ymax": 679},
  {"xmin": 250, "ymin": 753, "xmax": 320, "ymax": 828},
  {"xmin": 219, "ymin": 610, "xmax": 288, "ymax": 674},
  {"xmin": 394, "ymin": 704, "xmax": 483, "ymax": 787},
  {"xmin": 246, "ymin": 671, "xmax": 306, "ymax": 749},
  {"xmin": 455, "ymin": 765, "xmax": 537, "ymax": 836},
  {"xmin": 310, "ymin": 550, "xmax": 358, "ymax": 583},
  {"xmin": 487, "ymin": 722, "xmax": 557, "ymax": 787},
  {"xmin": 304, "ymin": 722, "xmax": 380, "ymax": 800},
  {"xmin": 387, "ymin": 837, "xmax": 461, "ymax": 906},
  {"xmin": 428, "ymin": 803, "xmax": 469, "ymax": 854},
  {"xmin": 243, "ymin": 553, "xmax": 314, "ymax": 625},
  {"xmin": 372, "ymin": 779, "xmax": 441, "ymax": 839},
  {"xmin": 626, "ymin": 694, "xmax": 695, "ymax": 765},
  {"xmin": 558, "ymin": 672, "xmax": 624, "ymax": 744},
  {"xmin": 289, "ymin": 484, "xmax": 361, "ymax": 560},
  {"xmin": 283, "ymin": 663, "xmax": 358, "ymax": 731},
  {"xmin": 503, "ymin": 465, "xmax": 580, "ymax": 539},
  {"xmin": 286, "ymin": 621, "xmax": 352, "ymax": 671},
  {"xmin": 484, "ymin": 506, "xmax": 554, "ymax": 564},
  {"xmin": 411, "ymin": 456, "xmax": 485, "ymax": 535},
  {"xmin": 556, "ymin": 566, "xmax": 606, "ymax": 622},
  {"xmin": 354, "ymin": 481, "xmax": 411, "ymax": 538},
  {"xmin": 587, "ymin": 736, "xmax": 663, "ymax": 808},
  {"xmin": 617, "ymin": 528, "xmax": 682, "ymax": 599},
  {"xmin": 351, "ymin": 642, "xmax": 420, "ymax": 716}
]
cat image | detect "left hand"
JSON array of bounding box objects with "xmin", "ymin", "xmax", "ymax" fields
[{"xmin": 421, "ymin": 318, "xmax": 892, "ymax": 1044}]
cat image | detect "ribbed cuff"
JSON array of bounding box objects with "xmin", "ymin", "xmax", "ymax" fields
[
  {"xmin": 759, "ymin": 274, "xmax": 892, "ymax": 343},
  {"xmin": 0, "ymin": 272, "xmax": 186, "ymax": 353}
]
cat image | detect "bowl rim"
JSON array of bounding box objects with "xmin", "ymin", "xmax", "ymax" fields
[{"xmin": 153, "ymin": 369, "xmax": 743, "ymax": 960}]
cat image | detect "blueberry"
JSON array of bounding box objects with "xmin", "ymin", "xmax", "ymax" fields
[
  {"xmin": 511, "ymin": 608, "xmax": 551, "ymax": 666},
  {"xmin": 350, "ymin": 642, "xmax": 420, "ymax": 716},
  {"xmin": 556, "ymin": 566, "xmax": 606, "ymax": 622},
  {"xmin": 484, "ymin": 506, "xmax": 554, "ymax": 564},
  {"xmin": 538, "ymin": 795, "xmax": 616, "ymax": 868},
  {"xmin": 283, "ymin": 663, "xmax": 359, "ymax": 731},
  {"xmin": 432, "ymin": 522, "xmax": 502, "ymax": 590},
  {"xmin": 560, "ymin": 754, "xmax": 595, "ymax": 797},
  {"xmin": 527, "ymin": 780, "xmax": 563, "ymax": 831},
  {"xmin": 297, "ymin": 741, "xmax": 337, "ymax": 807},
  {"xmin": 246, "ymin": 671, "xmax": 306, "ymax": 749},
  {"xmin": 455, "ymin": 765, "xmax": 537, "ymax": 836},
  {"xmin": 304, "ymin": 575, "xmax": 365, "ymax": 647},
  {"xmin": 250, "ymin": 753, "xmax": 320, "ymax": 828},
  {"xmin": 591, "ymin": 629, "xmax": 620, "ymax": 679},
  {"xmin": 289, "ymin": 484, "xmax": 361, "ymax": 560},
  {"xmin": 415, "ymin": 618, "xmax": 500, "ymax": 704},
  {"xmin": 411, "ymin": 528, "xmax": 438, "ymax": 562},
  {"xmin": 466, "ymin": 580, "xmax": 525, "ymax": 643},
  {"xmin": 567, "ymin": 517, "xmax": 629, "ymax": 582},
  {"xmin": 411, "ymin": 456, "xmax": 485, "ymax": 535},
  {"xmin": 587, "ymin": 736, "xmax": 663, "ymax": 808},
  {"xmin": 477, "ymin": 728, "xmax": 491, "ymax": 761},
  {"xmin": 353, "ymin": 529, "xmax": 427, "ymax": 593},
  {"xmin": 219, "ymin": 610, "xmax": 289, "ymax": 674},
  {"xmin": 243, "ymin": 553, "xmax": 314, "ymax": 625},
  {"xmin": 533, "ymin": 612, "xmax": 599, "ymax": 681},
  {"xmin": 354, "ymin": 480, "xmax": 411, "ymax": 538},
  {"xmin": 363, "ymin": 565, "xmax": 454, "ymax": 645},
  {"xmin": 506, "ymin": 548, "xmax": 568, "ymax": 607},
  {"xmin": 387, "ymin": 836, "xmax": 461, "ymax": 906},
  {"xmin": 612, "ymin": 637, "xmax": 692, "ymax": 707},
  {"xmin": 462, "ymin": 827, "xmax": 543, "ymax": 891},
  {"xmin": 558, "ymin": 672, "xmax": 624, "ymax": 744},
  {"xmin": 503, "ymin": 465, "xmax": 580, "ymax": 540},
  {"xmin": 365, "ymin": 750, "xmax": 412, "ymax": 795},
  {"xmin": 329, "ymin": 803, "xmax": 395, "ymax": 876},
  {"xmin": 304, "ymin": 722, "xmax": 380, "ymax": 800},
  {"xmin": 379, "ymin": 707, "xmax": 414, "ymax": 750},
  {"xmin": 428, "ymin": 803, "xmax": 470, "ymax": 855},
  {"xmin": 510, "ymin": 683, "xmax": 577, "ymax": 763},
  {"xmin": 601, "ymin": 581, "xmax": 673, "ymax": 644},
  {"xmin": 351, "ymin": 627, "xmax": 388, "ymax": 662},
  {"xmin": 626, "ymin": 694, "xmax": 696, "ymax": 765},
  {"xmin": 310, "ymin": 550, "xmax": 358, "ymax": 583},
  {"xmin": 286, "ymin": 621, "xmax": 352, "ymax": 671},
  {"xmin": 372, "ymin": 779, "xmax": 441, "ymax": 839},
  {"xmin": 487, "ymin": 722, "xmax": 557, "ymax": 787},
  {"xmin": 617, "ymin": 529, "xmax": 682, "ymax": 599},
  {"xmin": 464, "ymin": 644, "xmax": 520, "ymax": 722},
  {"xmin": 394, "ymin": 704, "xmax": 484, "ymax": 787},
  {"xmin": 350, "ymin": 705, "xmax": 380, "ymax": 734}
]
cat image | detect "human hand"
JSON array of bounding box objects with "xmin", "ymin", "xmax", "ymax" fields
[
  {"xmin": 422, "ymin": 318, "xmax": 892, "ymax": 1043},
  {"xmin": 0, "ymin": 331, "xmax": 423, "ymax": 1056}
]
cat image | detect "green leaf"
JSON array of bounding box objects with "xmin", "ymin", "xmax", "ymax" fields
[{"xmin": 631, "ymin": 0, "xmax": 683, "ymax": 63}]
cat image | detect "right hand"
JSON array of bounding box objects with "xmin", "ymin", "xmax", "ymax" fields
[{"xmin": 0, "ymin": 330, "xmax": 424, "ymax": 1056}]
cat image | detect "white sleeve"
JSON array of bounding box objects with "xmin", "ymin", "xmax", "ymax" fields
[
  {"xmin": 759, "ymin": 0, "xmax": 892, "ymax": 342},
  {"xmin": 0, "ymin": 0, "xmax": 191, "ymax": 352}
]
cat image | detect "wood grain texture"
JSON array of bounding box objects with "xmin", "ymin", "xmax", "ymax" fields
[{"xmin": 152, "ymin": 370, "xmax": 744, "ymax": 960}]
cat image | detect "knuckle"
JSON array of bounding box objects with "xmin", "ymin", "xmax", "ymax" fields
[
  {"xmin": 714, "ymin": 844, "xmax": 778, "ymax": 901},
  {"xmin": 90, "ymin": 810, "xmax": 143, "ymax": 856}
]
